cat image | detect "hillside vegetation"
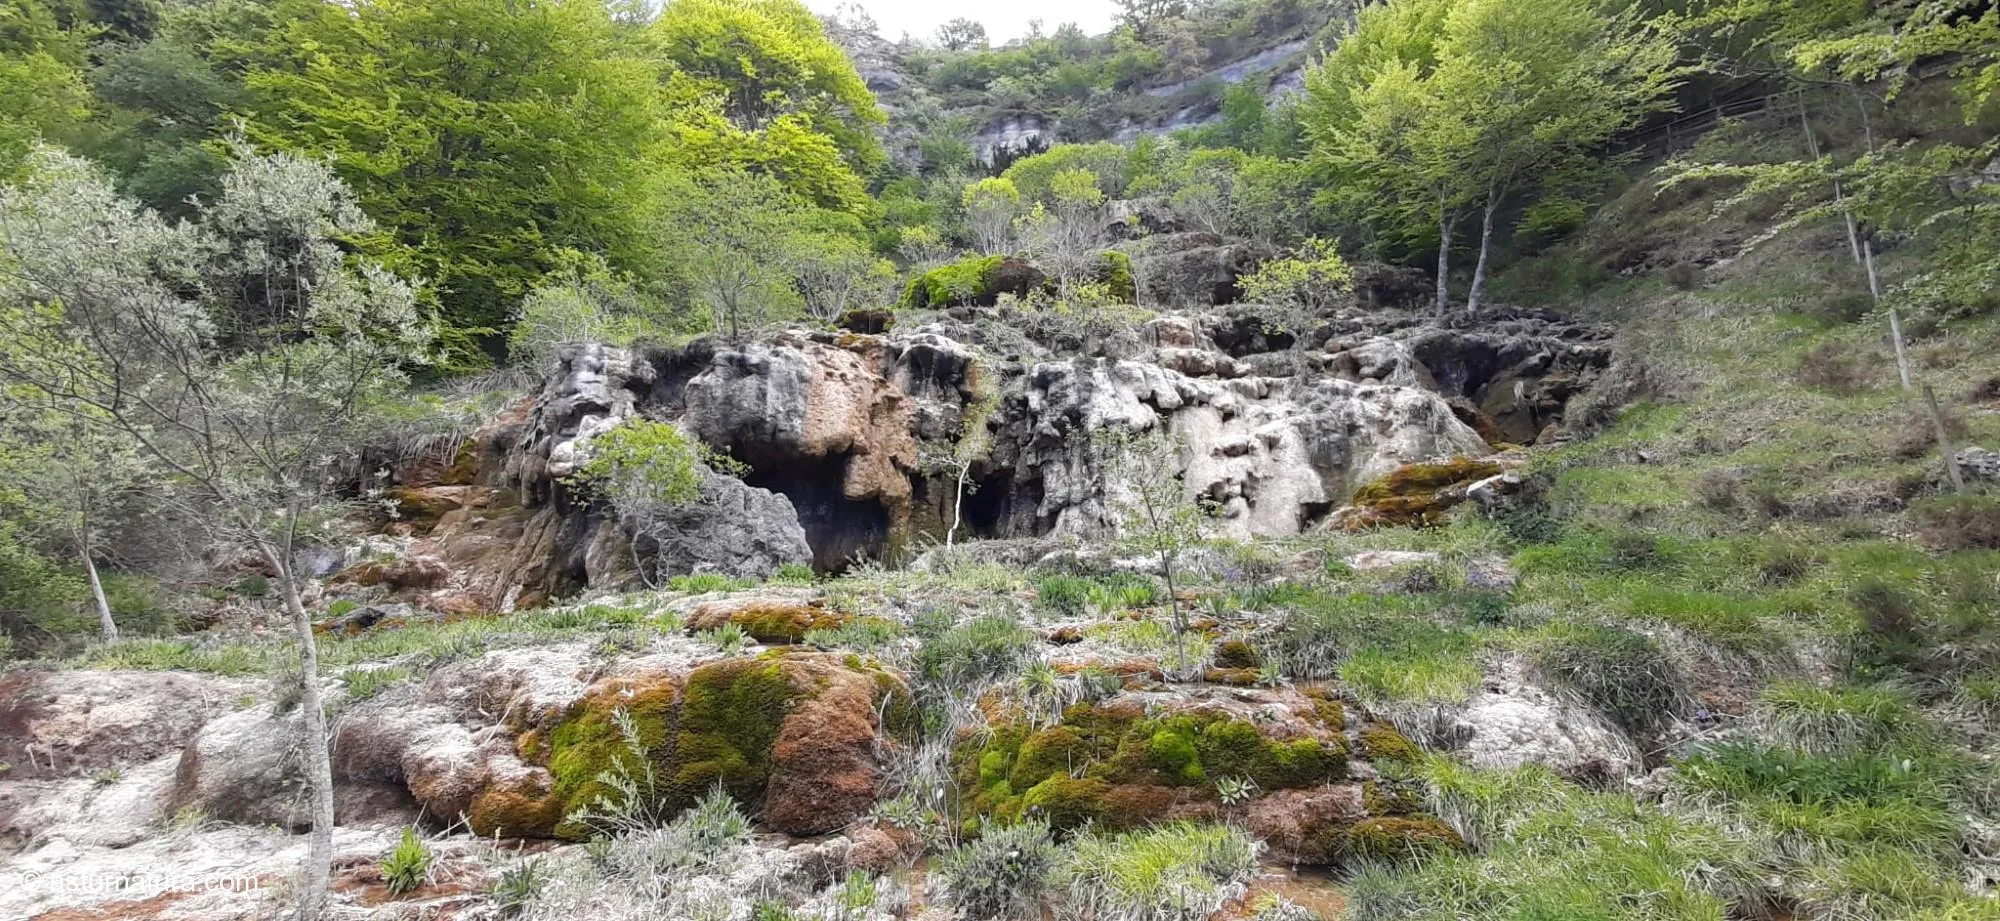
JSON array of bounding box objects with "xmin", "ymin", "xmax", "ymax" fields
[{"xmin": 0, "ymin": 0, "xmax": 1998, "ymax": 920}]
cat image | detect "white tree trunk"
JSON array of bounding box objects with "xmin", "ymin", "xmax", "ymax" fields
[
  {"xmin": 947, "ymin": 463, "xmax": 967, "ymax": 549},
  {"xmin": 80, "ymin": 539, "xmax": 116, "ymax": 642},
  {"xmin": 1435, "ymin": 204, "xmax": 1454, "ymax": 315},
  {"xmin": 266, "ymin": 545, "xmax": 335, "ymax": 921},
  {"xmin": 1467, "ymin": 197, "xmax": 1499, "ymax": 315}
]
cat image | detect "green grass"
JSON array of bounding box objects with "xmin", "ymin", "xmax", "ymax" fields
[{"xmin": 1055, "ymin": 823, "xmax": 1259, "ymax": 921}]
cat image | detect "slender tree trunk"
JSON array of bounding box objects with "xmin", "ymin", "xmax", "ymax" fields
[
  {"xmin": 1435, "ymin": 201, "xmax": 1454, "ymax": 315},
  {"xmin": 947, "ymin": 463, "xmax": 967, "ymax": 549},
  {"xmin": 79, "ymin": 536, "xmax": 116, "ymax": 642},
  {"xmin": 1162, "ymin": 559, "xmax": 1185, "ymax": 679},
  {"xmin": 1467, "ymin": 196, "xmax": 1499, "ymax": 315},
  {"xmin": 264, "ymin": 539, "xmax": 334, "ymax": 921}
]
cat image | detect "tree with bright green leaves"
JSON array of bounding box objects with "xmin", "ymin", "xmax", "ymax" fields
[
  {"xmin": 0, "ymin": 144, "xmax": 433, "ymax": 920},
  {"xmin": 0, "ymin": 404, "xmax": 147, "ymax": 641},
  {"xmin": 657, "ymin": 168, "xmax": 818, "ymax": 338},
  {"xmin": 650, "ymin": 0, "xmax": 884, "ymax": 214},
  {"xmin": 507, "ymin": 251, "xmax": 678, "ymax": 372},
  {"xmin": 1305, "ymin": 0, "xmax": 1681, "ymax": 314},
  {"xmin": 963, "ymin": 176, "xmax": 1023, "ymax": 255},
  {"xmin": 1307, "ymin": 43, "xmax": 1473, "ymax": 314},
  {"xmin": 793, "ymin": 233, "xmax": 895, "ymax": 326},
  {"xmin": 0, "ymin": 0, "xmax": 92, "ymax": 178},
  {"xmin": 241, "ymin": 0, "xmax": 661, "ymax": 351},
  {"xmin": 1682, "ymin": 0, "xmax": 2000, "ymax": 373},
  {"xmin": 1433, "ymin": 0, "xmax": 1683, "ymax": 312}
]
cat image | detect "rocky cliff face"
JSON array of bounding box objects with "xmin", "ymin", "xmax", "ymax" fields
[{"xmin": 385, "ymin": 297, "xmax": 1608, "ymax": 599}]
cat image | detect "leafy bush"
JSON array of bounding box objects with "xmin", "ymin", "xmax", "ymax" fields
[
  {"xmin": 1794, "ymin": 341, "xmax": 1880, "ymax": 395},
  {"xmin": 1524, "ymin": 623, "xmax": 1685, "ymax": 733},
  {"xmin": 934, "ymin": 819, "xmax": 1057, "ymax": 920},
  {"xmin": 381, "ymin": 827, "xmax": 434, "ymax": 895},
  {"xmin": 1056, "ymin": 823, "xmax": 1260, "ymax": 921}
]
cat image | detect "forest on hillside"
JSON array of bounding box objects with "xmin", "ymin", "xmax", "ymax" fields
[{"xmin": 2, "ymin": 0, "xmax": 2000, "ymax": 919}]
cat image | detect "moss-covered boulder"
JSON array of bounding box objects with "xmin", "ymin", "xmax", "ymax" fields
[
  {"xmin": 901, "ymin": 255, "xmax": 1045, "ymax": 309},
  {"xmin": 684, "ymin": 593, "xmax": 849, "ymax": 644},
  {"xmin": 954, "ymin": 689, "xmax": 1348, "ymax": 833},
  {"xmin": 1334, "ymin": 457, "xmax": 1505, "ymax": 530},
  {"xmin": 404, "ymin": 649, "xmax": 914, "ymax": 840},
  {"xmin": 899, "ymin": 251, "xmax": 1136, "ymax": 309}
]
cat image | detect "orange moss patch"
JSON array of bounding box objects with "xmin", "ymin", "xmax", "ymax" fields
[
  {"xmin": 688, "ymin": 599, "xmax": 848, "ymax": 644},
  {"xmin": 1202, "ymin": 667, "xmax": 1262, "ymax": 687},
  {"xmin": 1339, "ymin": 457, "xmax": 1502, "ymax": 531}
]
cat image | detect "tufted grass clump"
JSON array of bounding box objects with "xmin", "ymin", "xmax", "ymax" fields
[
  {"xmin": 1522, "ymin": 622, "xmax": 1687, "ymax": 733},
  {"xmin": 668, "ymin": 572, "xmax": 755, "ymax": 594},
  {"xmin": 916, "ymin": 613, "xmax": 1038, "ymax": 686},
  {"xmin": 767, "ymin": 563, "xmax": 817, "ymax": 586},
  {"xmin": 341, "ymin": 665, "xmax": 412, "ymax": 701},
  {"xmin": 933, "ymin": 818, "xmax": 1058, "ymax": 920},
  {"xmin": 1753, "ymin": 681, "xmax": 1931, "ymax": 755},
  {"xmin": 1036, "ymin": 575, "xmax": 1095, "ymax": 615},
  {"xmin": 1348, "ymin": 759, "xmax": 1768, "ymax": 921},
  {"xmin": 81, "ymin": 637, "xmax": 266, "ymax": 676},
  {"xmin": 802, "ymin": 616, "xmax": 904, "ymax": 652},
  {"xmin": 1056, "ymin": 823, "xmax": 1260, "ymax": 921}
]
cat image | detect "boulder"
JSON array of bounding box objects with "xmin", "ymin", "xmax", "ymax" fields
[
  {"xmin": 0, "ymin": 670, "xmax": 256, "ymax": 780},
  {"xmin": 334, "ymin": 645, "xmax": 911, "ymax": 839},
  {"xmin": 1450, "ymin": 659, "xmax": 1642, "ymax": 783}
]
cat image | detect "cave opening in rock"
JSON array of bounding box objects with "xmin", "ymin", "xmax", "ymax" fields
[{"xmin": 741, "ymin": 455, "xmax": 889, "ymax": 573}]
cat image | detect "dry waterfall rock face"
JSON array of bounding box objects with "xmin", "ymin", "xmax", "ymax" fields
[{"xmin": 347, "ymin": 300, "xmax": 1605, "ymax": 603}]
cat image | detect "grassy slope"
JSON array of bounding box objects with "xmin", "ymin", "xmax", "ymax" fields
[{"xmin": 1320, "ymin": 103, "xmax": 2000, "ymax": 918}]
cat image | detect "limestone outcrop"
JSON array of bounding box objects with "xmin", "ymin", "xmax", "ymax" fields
[{"xmin": 348, "ymin": 299, "xmax": 1606, "ymax": 603}]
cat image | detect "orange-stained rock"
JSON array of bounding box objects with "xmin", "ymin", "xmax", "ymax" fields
[{"xmin": 1246, "ymin": 785, "xmax": 1368, "ymax": 864}]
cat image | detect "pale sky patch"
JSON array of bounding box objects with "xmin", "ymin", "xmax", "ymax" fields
[{"xmin": 806, "ymin": 0, "xmax": 1121, "ymax": 44}]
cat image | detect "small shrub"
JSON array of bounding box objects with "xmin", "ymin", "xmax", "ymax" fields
[
  {"xmin": 1891, "ymin": 409, "xmax": 1967, "ymax": 459},
  {"xmin": 1757, "ymin": 545, "xmax": 1816, "ymax": 586},
  {"xmin": 1809, "ymin": 290, "xmax": 1875, "ymax": 325},
  {"xmin": 492, "ymin": 857, "xmax": 546, "ymax": 917},
  {"xmin": 233, "ymin": 573, "xmax": 270, "ymax": 598},
  {"xmin": 381, "ymin": 827, "xmax": 433, "ymax": 896},
  {"xmin": 1606, "ymin": 530, "xmax": 1660, "ymax": 570},
  {"xmin": 1849, "ymin": 577, "xmax": 1923, "ymax": 664},
  {"xmin": 1909, "ymin": 493, "xmax": 2000, "ymax": 550},
  {"xmin": 934, "ymin": 819, "xmax": 1058, "ymax": 920},
  {"xmin": 1666, "ymin": 261, "xmax": 1703, "ymax": 291},
  {"xmin": 1693, "ymin": 469, "xmax": 1740, "ymax": 510},
  {"xmin": 1794, "ymin": 341, "xmax": 1879, "ymax": 394}
]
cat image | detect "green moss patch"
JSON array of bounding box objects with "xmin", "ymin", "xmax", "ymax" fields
[{"xmin": 956, "ymin": 700, "xmax": 1346, "ymax": 831}]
